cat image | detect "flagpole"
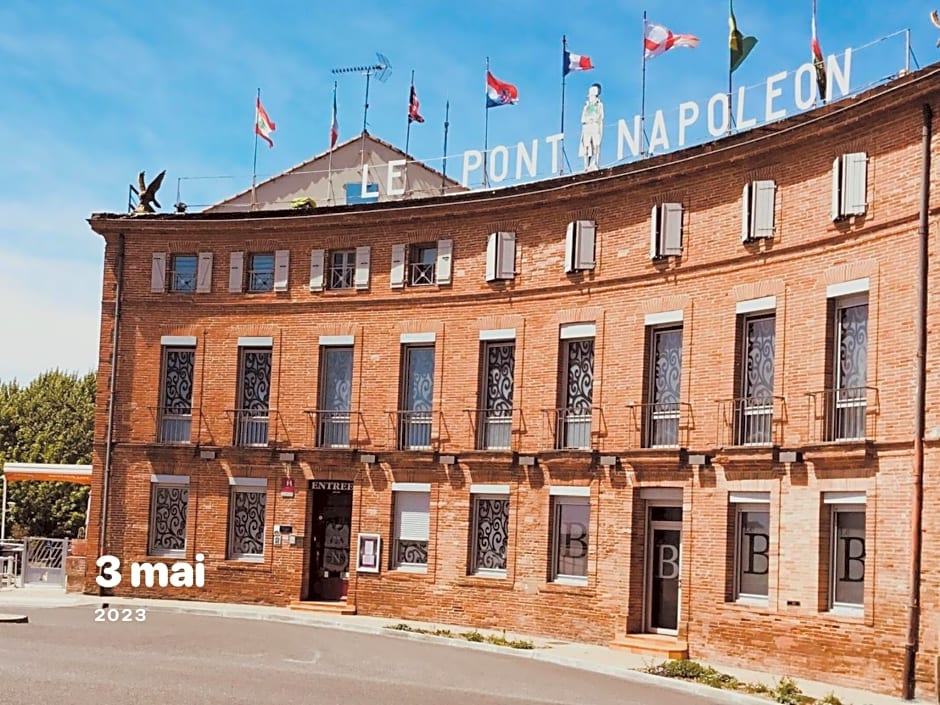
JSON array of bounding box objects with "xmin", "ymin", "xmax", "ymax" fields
[
  {"xmin": 483, "ymin": 57, "xmax": 490, "ymax": 188},
  {"xmin": 251, "ymin": 87, "xmax": 260, "ymax": 210},
  {"xmin": 560, "ymin": 35, "xmax": 567, "ymax": 176},
  {"xmin": 728, "ymin": 0, "xmax": 734, "ymax": 135},
  {"xmin": 328, "ymin": 81, "xmax": 336, "ymax": 205},
  {"xmin": 641, "ymin": 11, "xmax": 648, "ymax": 156},
  {"xmin": 405, "ymin": 69, "xmax": 415, "ymax": 155},
  {"xmin": 441, "ymin": 99, "xmax": 450, "ymax": 195}
]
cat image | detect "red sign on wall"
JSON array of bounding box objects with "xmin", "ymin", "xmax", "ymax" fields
[{"xmin": 280, "ymin": 477, "xmax": 295, "ymax": 497}]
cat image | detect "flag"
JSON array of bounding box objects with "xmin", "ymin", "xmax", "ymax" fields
[
  {"xmin": 330, "ymin": 90, "xmax": 339, "ymax": 149},
  {"xmin": 644, "ymin": 21, "xmax": 700, "ymax": 59},
  {"xmin": 408, "ymin": 83, "xmax": 425, "ymax": 123},
  {"xmin": 255, "ymin": 97, "xmax": 275, "ymax": 148},
  {"xmin": 729, "ymin": 3, "xmax": 758, "ymax": 73},
  {"xmin": 486, "ymin": 70, "xmax": 518, "ymax": 108},
  {"xmin": 811, "ymin": 10, "xmax": 827, "ymax": 101},
  {"xmin": 563, "ymin": 49, "xmax": 594, "ymax": 76}
]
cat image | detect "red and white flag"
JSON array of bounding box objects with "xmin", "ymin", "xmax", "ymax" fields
[
  {"xmin": 330, "ymin": 90, "xmax": 339, "ymax": 149},
  {"xmin": 563, "ymin": 49, "xmax": 594, "ymax": 76},
  {"xmin": 408, "ymin": 84, "xmax": 425, "ymax": 123},
  {"xmin": 644, "ymin": 21, "xmax": 700, "ymax": 60},
  {"xmin": 811, "ymin": 4, "xmax": 827, "ymax": 101},
  {"xmin": 255, "ymin": 97, "xmax": 275, "ymax": 148}
]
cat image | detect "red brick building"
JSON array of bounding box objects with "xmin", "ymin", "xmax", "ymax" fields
[{"xmin": 85, "ymin": 65, "xmax": 939, "ymax": 698}]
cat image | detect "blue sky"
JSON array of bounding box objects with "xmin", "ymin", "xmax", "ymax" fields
[{"xmin": 0, "ymin": 0, "xmax": 936, "ymax": 383}]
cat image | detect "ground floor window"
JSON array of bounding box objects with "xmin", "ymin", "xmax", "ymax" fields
[
  {"xmin": 470, "ymin": 492, "xmax": 509, "ymax": 577},
  {"xmin": 825, "ymin": 493, "xmax": 866, "ymax": 612},
  {"xmin": 148, "ymin": 476, "xmax": 189, "ymax": 556},
  {"xmin": 730, "ymin": 493, "xmax": 770, "ymax": 603},
  {"xmin": 392, "ymin": 488, "xmax": 430, "ymax": 572},
  {"xmin": 228, "ymin": 479, "xmax": 267, "ymax": 561},
  {"xmin": 550, "ymin": 494, "xmax": 589, "ymax": 584}
]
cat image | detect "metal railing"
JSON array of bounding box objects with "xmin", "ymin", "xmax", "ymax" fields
[
  {"xmin": 171, "ymin": 270, "xmax": 196, "ymax": 292},
  {"xmin": 154, "ymin": 407, "xmax": 193, "ymax": 444},
  {"xmin": 717, "ymin": 396, "xmax": 785, "ymax": 447},
  {"xmin": 329, "ymin": 263, "xmax": 355, "ymax": 289},
  {"xmin": 0, "ymin": 540, "xmax": 24, "ymax": 588},
  {"xmin": 628, "ymin": 402, "xmax": 692, "ymax": 449},
  {"xmin": 304, "ymin": 409, "xmax": 357, "ymax": 448},
  {"xmin": 806, "ymin": 386, "xmax": 878, "ymax": 443},
  {"xmin": 228, "ymin": 408, "xmax": 273, "ymax": 447},
  {"xmin": 467, "ymin": 408, "xmax": 518, "ymax": 451},
  {"xmin": 390, "ymin": 410, "xmax": 435, "ymax": 450},
  {"xmin": 248, "ymin": 269, "xmax": 274, "ymax": 292},
  {"xmin": 544, "ymin": 406, "xmax": 601, "ymax": 450},
  {"xmin": 409, "ymin": 262, "xmax": 436, "ymax": 286}
]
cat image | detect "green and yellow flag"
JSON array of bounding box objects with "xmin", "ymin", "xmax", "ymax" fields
[{"xmin": 729, "ymin": 2, "xmax": 758, "ymax": 73}]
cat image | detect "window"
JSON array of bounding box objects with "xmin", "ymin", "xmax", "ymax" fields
[
  {"xmin": 830, "ymin": 295, "xmax": 869, "ymax": 441},
  {"xmin": 228, "ymin": 479, "xmax": 267, "ymax": 561},
  {"xmin": 649, "ymin": 203, "xmax": 683, "ymax": 259},
  {"xmin": 478, "ymin": 340, "xmax": 515, "ymax": 450},
  {"xmin": 399, "ymin": 344, "xmax": 435, "ymax": 449},
  {"xmin": 735, "ymin": 312, "xmax": 776, "ymax": 445},
  {"xmin": 170, "ymin": 255, "xmax": 198, "ymax": 292},
  {"xmin": 248, "ymin": 253, "xmax": 275, "ymax": 292},
  {"xmin": 328, "ymin": 250, "xmax": 356, "ymax": 290},
  {"xmin": 831, "ymin": 152, "xmax": 868, "ymax": 220},
  {"xmin": 410, "ymin": 243, "xmax": 438, "ymax": 286},
  {"xmin": 741, "ymin": 180, "xmax": 777, "ymax": 241},
  {"xmin": 486, "ymin": 231, "xmax": 517, "ymax": 281},
  {"xmin": 470, "ymin": 493, "xmax": 509, "ymax": 576},
  {"xmin": 731, "ymin": 495, "xmax": 770, "ymax": 602},
  {"xmin": 826, "ymin": 496, "xmax": 865, "ymax": 611},
  {"xmin": 390, "ymin": 240, "xmax": 452, "ymax": 288},
  {"xmin": 551, "ymin": 495, "xmax": 589, "ymax": 584},
  {"xmin": 392, "ymin": 488, "xmax": 430, "ymax": 571},
  {"xmin": 235, "ymin": 346, "xmax": 272, "ymax": 446},
  {"xmin": 158, "ymin": 345, "xmax": 195, "ymax": 444},
  {"xmin": 558, "ymin": 325, "xmax": 595, "ymax": 449},
  {"xmin": 644, "ymin": 326, "xmax": 682, "ymax": 448},
  {"xmin": 318, "ymin": 345, "xmax": 353, "ymax": 447},
  {"xmin": 148, "ymin": 476, "xmax": 189, "ymax": 556},
  {"xmin": 564, "ymin": 220, "xmax": 596, "ymax": 273}
]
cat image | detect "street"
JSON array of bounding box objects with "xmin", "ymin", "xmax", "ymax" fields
[{"xmin": 0, "ymin": 605, "xmax": 728, "ymax": 705}]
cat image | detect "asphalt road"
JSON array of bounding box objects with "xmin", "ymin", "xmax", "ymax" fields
[{"xmin": 0, "ymin": 606, "xmax": 727, "ymax": 705}]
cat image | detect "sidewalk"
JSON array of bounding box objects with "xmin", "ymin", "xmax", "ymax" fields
[{"xmin": 0, "ymin": 586, "xmax": 918, "ymax": 705}]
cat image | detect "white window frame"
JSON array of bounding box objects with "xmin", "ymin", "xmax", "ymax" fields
[
  {"xmin": 470, "ymin": 493, "xmax": 509, "ymax": 578},
  {"xmin": 328, "ymin": 249, "xmax": 356, "ymax": 290},
  {"xmin": 826, "ymin": 494, "xmax": 866, "ymax": 614},
  {"xmin": 731, "ymin": 497, "xmax": 770, "ymax": 604},
  {"xmin": 170, "ymin": 253, "xmax": 198, "ymax": 293},
  {"xmin": 147, "ymin": 476, "xmax": 189, "ymax": 557},
  {"xmin": 391, "ymin": 489, "xmax": 431, "ymax": 573},
  {"xmin": 550, "ymin": 495, "xmax": 590, "ymax": 585},
  {"xmin": 248, "ymin": 252, "xmax": 275, "ymax": 292},
  {"xmin": 227, "ymin": 480, "xmax": 267, "ymax": 562}
]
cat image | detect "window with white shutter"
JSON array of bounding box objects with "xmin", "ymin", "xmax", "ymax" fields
[
  {"xmin": 832, "ymin": 152, "xmax": 868, "ymax": 221},
  {"xmin": 390, "ymin": 243, "xmax": 406, "ymax": 289},
  {"xmin": 650, "ymin": 204, "xmax": 684, "ymax": 258},
  {"xmin": 228, "ymin": 251, "xmax": 244, "ymax": 293},
  {"xmin": 273, "ymin": 250, "xmax": 290, "ymax": 292},
  {"xmin": 392, "ymin": 491, "xmax": 430, "ymax": 570},
  {"xmin": 742, "ymin": 181, "xmax": 777, "ymax": 242},
  {"xmin": 196, "ymin": 252, "xmax": 213, "ymax": 293},
  {"xmin": 309, "ymin": 249, "xmax": 325, "ymax": 292},
  {"xmin": 151, "ymin": 252, "xmax": 167, "ymax": 293},
  {"xmin": 354, "ymin": 245, "xmax": 371, "ymax": 290},
  {"xmin": 564, "ymin": 221, "xmax": 596, "ymax": 273},
  {"xmin": 435, "ymin": 239, "xmax": 453, "ymax": 285},
  {"xmin": 486, "ymin": 231, "xmax": 516, "ymax": 282}
]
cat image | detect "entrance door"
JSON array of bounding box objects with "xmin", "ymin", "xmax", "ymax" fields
[
  {"xmin": 646, "ymin": 506, "xmax": 682, "ymax": 634},
  {"xmin": 308, "ymin": 483, "xmax": 353, "ymax": 601}
]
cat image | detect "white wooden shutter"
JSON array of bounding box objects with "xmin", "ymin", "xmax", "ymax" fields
[
  {"xmin": 150, "ymin": 252, "xmax": 167, "ymax": 293},
  {"xmin": 273, "ymin": 250, "xmax": 290, "ymax": 291},
  {"xmin": 354, "ymin": 246, "xmax": 371, "ymax": 290},
  {"xmin": 390, "ymin": 243, "xmax": 406, "ymax": 289},
  {"xmin": 309, "ymin": 249, "xmax": 325, "ymax": 292},
  {"xmin": 196, "ymin": 252, "xmax": 213, "ymax": 293},
  {"xmin": 753, "ymin": 180, "xmax": 777, "ymax": 238},
  {"xmin": 498, "ymin": 231, "xmax": 516, "ymax": 279},
  {"xmin": 436, "ymin": 239, "xmax": 453, "ymax": 285},
  {"xmin": 564, "ymin": 222, "xmax": 576, "ymax": 272},
  {"xmin": 575, "ymin": 220, "xmax": 596, "ymax": 270},
  {"xmin": 831, "ymin": 156, "xmax": 843, "ymax": 221},
  {"xmin": 485, "ymin": 232, "xmax": 498, "ymax": 282},
  {"xmin": 662, "ymin": 203, "xmax": 683, "ymax": 256},
  {"xmin": 649, "ymin": 205, "xmax": 660, "ymax": 259},
  {"xmin": 741, "ymin": 183, "xmax": 753, "ymax": 242},
  {"xmin": 843, "ymin": 152, "xmax": 868, "ymax": 216},
  {"xmin": 228, "ymin": 251, "xmax": 244, "ymax": 293},
  {"xmin": 395, "ymin": 491, "xmax": 430, "ymax": 541}
]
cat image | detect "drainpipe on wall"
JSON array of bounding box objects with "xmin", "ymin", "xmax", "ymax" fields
[
  {"xmin": 903, "ymin": 103, "xmax": 932, "ymax": 701},
  {"xmin": 98, "ymin": 232, "xmax": 125, "ymax": 590}
]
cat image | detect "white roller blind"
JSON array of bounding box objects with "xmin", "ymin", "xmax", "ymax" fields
[
  {"xmin": 395, "ymin": 491, "xmax": 430, "ymax": 541},
  {"xmin": 753, "ymin": 180, "xmax": 776, "ymax": 238},
  {"xmin": 576, "ymin": 220, "xmax": 596, "ymax": 269},
  {"xmin": 662, "ymin": 202, "xmax": 683, "ymax": 256},
  {"xmin": 843, "ymin": 152, "xmax": 868, "ymax": 216},
  {"xmin": 498, "ymin": 231, "xmax": 516, "ymax": 279}
]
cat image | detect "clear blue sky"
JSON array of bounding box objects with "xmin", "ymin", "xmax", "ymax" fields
[{"xmin": 1, "ymin": 0, "xmax": 936, "ymax": 383}]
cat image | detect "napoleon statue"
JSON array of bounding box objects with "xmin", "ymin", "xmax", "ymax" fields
[{"xmin": 579, "ymin": 83, "xmax": 604, "ymax": 171}]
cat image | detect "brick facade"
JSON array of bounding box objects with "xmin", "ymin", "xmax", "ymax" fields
[{"xmin": 85, "ymin": 67, "xmax": 940, "ymax": 697}]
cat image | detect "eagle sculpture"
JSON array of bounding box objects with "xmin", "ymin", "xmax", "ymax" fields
[
  {"xmin": 133, "ymin": 170, "xmax": 166, "ymax": 214},
  {"xmin": 932, "ymin": 10, "xmax": 940, "ymax": 47}
]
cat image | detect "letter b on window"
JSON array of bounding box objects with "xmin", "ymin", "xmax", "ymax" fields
[{"xmin": 657, "ymin": 544, "xmax": 680, "ymax": 579}]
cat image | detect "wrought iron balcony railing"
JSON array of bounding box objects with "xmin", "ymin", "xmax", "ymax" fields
[
  {"xmin": 170, "ymin": 270, "xmax": 196, "ymax": 292},
  {"xmin": 409, "ymin": 262, "xmax": 436, "ymax": 286},
  {"xmin": 543, "ymin": 406, "xmax": 602, "ymax": 450},
  {"xmin": 329, "ymin": 263, "xmax": 355, "ymax": 289},
  {"xmin": 152, "ymin": 406, "xmax": 194, "ymax": 444},
  {"xmin": 389, "ymin": 410, "xmax": 436, "ymax": 450},
  {"xmin": 227, "ymin": 408, "xmax": 275, "ymax": 447},
  {"xmin": 628, "ymin": 401, "xmax": 692, "ymax": 449},
  {"xmin": 805, "ymin": 386, "xmax": 878, "ymax": 443},
  {"xmin": 716, "ymin": 396, "xmax": 786, "ymax": 448},
  {"xmin": 248, "ymin": 269, "xmax": 274, "ymax": 292},
  {"xmin": 466, "ymin": 408, "xmax": 520, "ymax": 451},
  {"xmin": 303, "ymin": 409, "xmax": 362, "ymax": 448}
]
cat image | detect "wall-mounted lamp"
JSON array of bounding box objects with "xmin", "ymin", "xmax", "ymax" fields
[
  {"xmin": 686, "ymin": 453, "xmax": 712, "ymax": 467},
  {"xmin": 774, "ymin": 449, "xmax": 804, "ymax": 464},
  {"xmin": 359, "ymin": 453, "xmax": 377, "ymax": 466},
  {"xmin": 278, "ymin": 451, "xmax": 297, "ymax": 463},
  {"xmin": 438, "ymin": 454, "xmax": 457, "ymax": 466},
  {"xmin": 199, "ymin": 449, "xmax": 217, "ymax": 460},
  {"xmin": 517, "ymin": 455, "xmax": 537, "ymax": 467},
  {"xmin": 599, "ymin": 455, "xmax": 619, "ymax": 467}
]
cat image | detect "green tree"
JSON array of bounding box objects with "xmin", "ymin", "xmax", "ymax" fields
[{"xmin": 0, "ymin": 370, "xmax": 96, "ymax": 538}]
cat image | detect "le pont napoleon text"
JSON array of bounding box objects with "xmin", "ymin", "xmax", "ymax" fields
[{"xmin": 95, "ymin": 554, "xmax": 206, "ymax": 588}]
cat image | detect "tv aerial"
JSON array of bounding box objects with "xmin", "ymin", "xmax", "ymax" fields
[{"xmin": 332, "ymin": 52, "xmax": 392, "ymax": 134}]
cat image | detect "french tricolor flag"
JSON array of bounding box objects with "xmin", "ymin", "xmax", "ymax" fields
[
  {"xmin": 486, "ymin": 70, "xmax": 519, "ymax": 108},
  {"xmin": 563, "ymin": 50, "xmax": 594, "ymax": 76}
]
